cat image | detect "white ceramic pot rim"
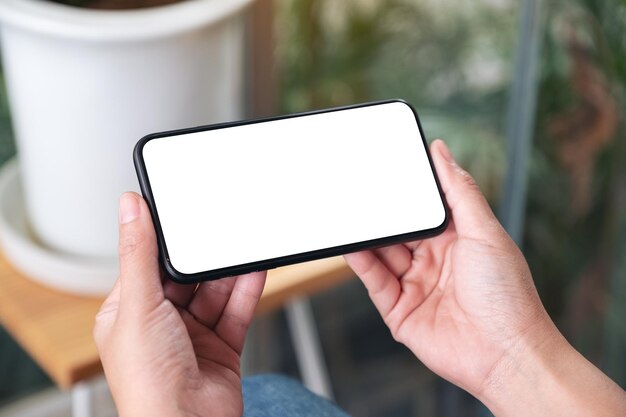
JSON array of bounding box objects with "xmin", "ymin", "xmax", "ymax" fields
[{"xmin": 0, "ymin": 0, "xmax": 253, "ymax": 42}]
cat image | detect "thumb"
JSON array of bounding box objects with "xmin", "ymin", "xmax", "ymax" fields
[
  {"xmin": 117, "ymin": 192, "xmax": 163, "ymax": 311},
  {"xmin": 430, "ymin": 139, "xmax": 502, "ymax": 241}
]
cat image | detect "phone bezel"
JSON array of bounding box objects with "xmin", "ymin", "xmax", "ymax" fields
[{"xmin": 133, "ymin": 99, "xmax": 449, "ymax": 283}]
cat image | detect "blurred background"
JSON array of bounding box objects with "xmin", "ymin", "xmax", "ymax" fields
[{"xmin": 1, "ymin": 0, "xmax": 625, "ymax": 416}]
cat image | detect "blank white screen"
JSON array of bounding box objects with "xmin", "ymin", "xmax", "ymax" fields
[{"xmin": 142, "ymin": 101, "xmax": 446, "ymax": 275}]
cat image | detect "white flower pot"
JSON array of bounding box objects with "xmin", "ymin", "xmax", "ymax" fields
[{"xmin": 0, "ymin": 0, "xmax": 251, "ymax": 261}]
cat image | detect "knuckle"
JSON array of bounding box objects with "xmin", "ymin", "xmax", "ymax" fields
[
  {"xmin": 92, "ymin": 316, "xmax": 107, "ymax": 348},
  {"xmin": 118, "ymin": 231, "xmax": 145, "ymax": 258},
  {"xmin": 206, "ymin": 280, "xmax": 234, "ymax": 296},
  {"xmin": 93, "ymin": 303, "xmax": 118, "ymax": 348},
  {"xmin": 456, "ymin": 166, "xmax": 480, "ymax": 190},
  {"xmin": 458, "ymin": 167, "xmax": 476, "ymax": 184},
  {"xmin": 391, "ymin": 329, "xmax": 404, "ymax": 344},
  {"xmin": 222, "ymin": 312, "xmax": 248, "ymax": 331}
]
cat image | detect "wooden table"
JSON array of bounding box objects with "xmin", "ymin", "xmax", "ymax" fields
[{"xmin": 0, "ymin": 251, "xmax": 354, "ymax": 415}]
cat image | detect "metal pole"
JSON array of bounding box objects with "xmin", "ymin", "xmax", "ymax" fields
[
  {"xmin": 72, "ymin": 381, "xmax": 94, "ymax": 417},
  {"xmin": 498, "ymin": 0, "xmax": 544, "ymax": 245},
  {"xmin": 285, "ymin": 296, "xmax": 334, "ymax": 400},
  {"xmin": 478, "ymin": 1, "xmax": 545, "ymax": 415}
]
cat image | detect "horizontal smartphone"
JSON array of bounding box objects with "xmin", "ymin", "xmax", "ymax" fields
[{"xmin": 134, "ymin": 99, "xmax": 448, "ymax": 283}]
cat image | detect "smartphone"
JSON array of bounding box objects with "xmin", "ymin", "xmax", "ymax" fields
[{"xmin": 134, "ymin": 99, "xmax": 448, "ymax": 283}]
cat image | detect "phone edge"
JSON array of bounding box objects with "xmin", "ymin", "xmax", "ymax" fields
[{"xmin": 133, "ymin": 98, "xmax": 450, "ymax": 284}]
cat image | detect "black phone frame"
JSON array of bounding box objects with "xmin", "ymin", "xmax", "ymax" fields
[{"xmin": 134, "ymin": 99, "xmax": 449, "ymax": 284}]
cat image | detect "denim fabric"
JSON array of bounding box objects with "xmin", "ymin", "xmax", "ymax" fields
[{"xmin": 242, "ymin": 374, "xmax": 350, "ymax": 417}]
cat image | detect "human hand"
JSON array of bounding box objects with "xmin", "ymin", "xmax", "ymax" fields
[
  {"xmin": 94, "ymin": 192, "xmax": 266, "ymax": 417},
  {"xmin": 344, "ymin": 140, "xmax": 625, "ymax": 416}
]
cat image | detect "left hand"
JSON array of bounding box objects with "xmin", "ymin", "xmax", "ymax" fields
[{"xmin": 94, "ymin": 192, "xmax": 266, "ymax": 417}]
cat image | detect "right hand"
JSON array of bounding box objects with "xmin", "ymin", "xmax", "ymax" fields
[{"xmin": 344, "ymin": 139, "xmax": 626, "ymax": 416}]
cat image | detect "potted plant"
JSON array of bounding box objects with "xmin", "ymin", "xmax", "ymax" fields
[{"xmin": 0, "ymin": 0, "xmax": 253, "ymax": 294}]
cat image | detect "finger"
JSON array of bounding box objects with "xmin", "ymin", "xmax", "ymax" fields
[
  {"xmin": 214, "ymin": 271, "xmax": 267, "ymax": 354},
  {"xmin": 430, "ymin": 139, "xmax": 503, "ymax": 241},
  {"xmin": 403, "ymin": 240, "xmax": 423, "ymax": 252},
  {"xmin": 374, "ymin": 244, "xmax": 412, "ymax": 276},
  {"xmin": 187, "ymin": 276, "xmax": 238, "ymax": 328},
  {"xmin": 163, "ymin": 278, "xmax": 197, "ymax": 309},
  {"xmin": 117, "ymin": 192, "xmax": 163, "ymax": 312},
  {"xmin": 344, "ymin": 250, "xmax": 401, "ymax": 319}
]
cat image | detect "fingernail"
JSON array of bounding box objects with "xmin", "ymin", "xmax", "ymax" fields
[
  {"xmin": 437, "ymin": 140, "xmax": 455, "ymax": 164},
  {"xmin": 119, "ymin": 193, "xmax": 140, "ymax": 224}
]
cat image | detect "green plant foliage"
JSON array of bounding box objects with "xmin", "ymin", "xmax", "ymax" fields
[
  {"xmin": 525, "ymin": 0, "xmax": 626, "ymax": 386},
  {"xmin": 276, "ymin": 0, "xmax": 517, "ymax": 204}
]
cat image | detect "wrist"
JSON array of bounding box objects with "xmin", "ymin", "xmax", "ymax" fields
[
  {"xmin": 116, "ymin": 388, "xmax": 243, "ymax": 417},
  {"xmin": 477, "ymin": 315, "xmax": 564, "ymax": 415},
  {"xmin": 117, "ymin": 398, "xmax": 183, "ymax": 417},
  {"xmin": 478, "ymin": 315, "xmax": 626, "ymax": 416},
  {"xmin": 112, "ymin": 383, "xmax": 190, "ymax": 417}
]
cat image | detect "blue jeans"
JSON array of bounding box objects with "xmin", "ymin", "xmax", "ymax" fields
[{"xmin": 242, "ymin": 374, "xmax": 350, "ymax": 417}]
